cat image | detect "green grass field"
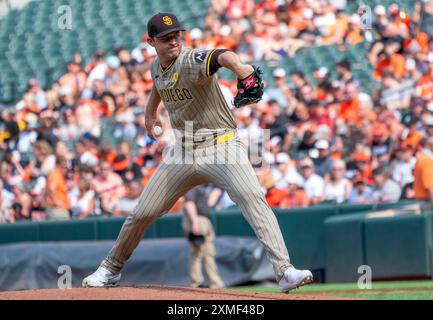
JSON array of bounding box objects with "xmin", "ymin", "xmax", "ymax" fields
[{"xmin": 232, "ymin": 280, "xmax": 433, "ymax": 300}]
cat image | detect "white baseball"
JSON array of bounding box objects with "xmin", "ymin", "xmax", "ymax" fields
[{"xmin": 153, "ymin": 125, "xmax": 163, "ymax": 137}]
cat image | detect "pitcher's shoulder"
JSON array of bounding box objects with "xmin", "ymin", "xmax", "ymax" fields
[
  {"xmin": 179, "ymin": 47, "xmax": 195, "ymax": 63},
  {"xmin": 150, "ymin": 57, "xmax": 160, "ymax": 75}
]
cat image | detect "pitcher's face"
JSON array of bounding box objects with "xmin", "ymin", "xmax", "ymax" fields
[{"xmin": 148, "ymin": 31, "xmax": 182, "ymax": 62}]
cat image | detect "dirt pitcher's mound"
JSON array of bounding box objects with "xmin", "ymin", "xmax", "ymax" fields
[{"xmin": 0, "ymin": 285, "xmax": 353, "ymax": 300}]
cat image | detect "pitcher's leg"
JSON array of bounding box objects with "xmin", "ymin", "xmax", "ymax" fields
[
  {"xmin": 197, "ymin": 141, "xmax": 291, "ymax": 281},
  {"xmin": 101, "ymin": 163, "xmax": 200, "ymax": 274}
]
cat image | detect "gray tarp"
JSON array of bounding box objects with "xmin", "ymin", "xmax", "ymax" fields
[{"xmin": 0, "ymin": 237, "xmax": 274, "ymax": 291}]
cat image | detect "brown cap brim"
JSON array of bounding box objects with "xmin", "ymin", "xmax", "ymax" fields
[{"xmin": 153, "ymin": 28, "xmax": 186, "ymax": 38}]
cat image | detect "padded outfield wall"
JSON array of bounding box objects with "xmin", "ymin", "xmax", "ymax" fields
[{"xmin": 1, "ymin": 201, "xmax": 432, "ymax": 284}]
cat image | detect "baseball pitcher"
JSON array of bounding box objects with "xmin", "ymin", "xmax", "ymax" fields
[{"xmin": 82, "ymin": 12, "xmax": 313, "ymax": 292}]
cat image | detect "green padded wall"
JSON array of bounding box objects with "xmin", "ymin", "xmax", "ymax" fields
[
  {"xmin": 208, "ymin": 211, "xmax": 219, "ymax": 235},
  {"xmin": 275, "ymin": 205, "xmax": 338, "ymax": 270},
  {"xmin": 324, "ymin": 213, "xmax": 367, "ymax": 282},
  {"xmin": 364, "ymin": 213, "xmax": 433, "ymax": 279},
  {"xmin": 215, "ymin": 212, "xmax": 255, "ymax": 237},
  {"xmin": 156, "ymin": 214, "xmax": 184, "ymax": 238},
  {"xmin": 0, "ymin": 222, "xmax": 40, "ymax": 244},
  {"xmin": 376, "ymin": 200, "xmax": 419, "ymax": 211},
  {"xmin": 1, "ymin": 201, "xmax": 431, "ymax": 284},
  {"xmin": 96, "ymin": 217, "xmax": 157, "ymax": 240},
  {"xmin": 39, "ymin": 219, "xmax": 98, "ymax": 241},
  {"xmin": 338, "ymin": 203, "xmax": 375, "ymax": 215}
]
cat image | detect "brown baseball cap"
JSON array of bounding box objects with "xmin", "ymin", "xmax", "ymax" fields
[{"xmin": 147, "ymin": 12, "xmax": 185, "ymax": 38}]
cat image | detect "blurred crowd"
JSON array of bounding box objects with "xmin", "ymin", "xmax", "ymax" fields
[{"xmin": 1, "ymin": 0, "xmax": 433, "ymax": 223}]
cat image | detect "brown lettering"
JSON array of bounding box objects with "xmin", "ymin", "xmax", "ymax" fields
[
  {"xmin": 170, "ymin": 89, "xmax": 177, "ymax": 102},
  {"xmin": 182, "ymin": 88, "xmax": 192, "ymax": 99},
  {"xmin": 160, "ymin": 88, "xmax": 193, "ymax": 102},
  {"xmin": 175, "ymin": 89, "xmax": 185, "ymax": 101}
]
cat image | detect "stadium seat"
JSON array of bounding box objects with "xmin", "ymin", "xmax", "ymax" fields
[
  {"xmin": 0, "ymin": 0, "xmax": 415, "ymax": 104},
  {"xmin": 0, "ymin": 0, "xmax": 208, "ymax": 102}
]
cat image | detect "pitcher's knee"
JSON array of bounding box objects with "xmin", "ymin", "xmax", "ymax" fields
[
  {"xmin": 230, "ymin": 188, "xmax": 265, "ymax": 204},
  {"xmin": 130, "ymin": 207, "xmax": 159, "ymax": 224}
]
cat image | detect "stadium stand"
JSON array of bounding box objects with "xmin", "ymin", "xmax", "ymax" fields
[{"xmin": 0, "ymin": 0, "xmax": 432, "ymax": 225}]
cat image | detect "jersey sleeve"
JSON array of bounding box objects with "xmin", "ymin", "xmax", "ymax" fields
[{"xmin": 183, "ymin": 48, "xmax": 228, "ymax": 83}]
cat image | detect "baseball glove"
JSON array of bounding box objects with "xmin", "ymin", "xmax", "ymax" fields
[
  {"xmin": 233, "ymin": 65, "xmax": 264, "ymax": 108},
  {"xmin": 188, "ymin": 233, "xmax": 205, "ymax": 246}
]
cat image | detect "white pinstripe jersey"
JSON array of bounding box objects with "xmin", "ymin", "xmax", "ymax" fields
[{"xmin": 151, "ymin": 46, "xmax": 237, "ymax": 141}]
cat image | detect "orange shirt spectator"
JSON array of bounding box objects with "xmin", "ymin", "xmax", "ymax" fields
[
  {"xmin": 353, "ymin": 151, "xmax": 374, "ymax": 184},
  {"xmin": 203, "ymin": 36, "xmax": 219, "ymax": 49},
  {"xmin": 169, "ymin": 198, "xmax": 184, "ymax": 214},
  {"xmin": 288, "ymin": 6, "xmax": 309, "ymax": 32},
  {"xmin": 417, "ymin": 32, "xmax": 429, "ymax": 54},
  {"xmin": 98, "ymin": 143, "xmax": 117, "ymax": 165},
  {"xmin": 254, "ymin": 0, "xmax": 277, "ymax": 14},
  {"xmin": 346, "ymin": 30, "xmax": 363, "ymax": 46},
  {"xmin": 403, "ymin": 31, "xmax": 429, "ymax": 54},
  {"xmin": 16, "ymin": 93, "xmax": 41, "ymax": 116},
  {"xmin": 330, "ymin": 150, "xmax": 344, "ymax": 161},
  {"xmin": 413, "ymin": 151, "xmax": 433, "ymax": 201},
  {"xmin": 315, "ymin": 87, "xmax": 331, "ymax": 102},
  {"xmin": 339, "ymin": 97, "xmax": 360, "ymax": 124},
  {"xmin": 345, "ymin": 18, "xmax": 364, "ymax": 46},
  {"xmin": 402, "ymin": 130, "xmax": 424, "ymax": 151},
  {"xmin": 322, "ymin": 13, "xmax": 348, "ymax": 45},
  {"xmin": 46, "ymin": 162, "xmax": 70, "ymax": 211},
  {"xmin": 217, "ymin": 36, "xmax": 238, "ymax": 51},
  {"xmin": 141, "ymin": 166, "xmax": 157, "ymax": 187},
  {"xmin": 280, "ymin": 189, "xmax": 310, "ymax": 208},
  {"xmin": 21, "ymin": 164, "xmax": 33, "ymax": 183},
  {"xmin": 416, "ymin": 74, "xmax": 433, "ymax": 100},
  {"xmin": 359, "ymin": 166, "xmax": 373, "ymax": 185},
  {"xmin": 374, "ymin": 53, "xmax": 406, "ymax": 79},
  {"xmin": 99, "ymin": 150, "xmax": 117, "ymax": 165},
  {"xmin": 183, "ymin": 31, "xmax": 193, "ymax": 48},
  {"xmin": 266, "ymin": 187, "xmax": 289, "ymax": 208}
]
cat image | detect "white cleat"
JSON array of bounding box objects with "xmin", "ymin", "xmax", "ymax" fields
[
  {"xmin": 278, "ymin": 267, "xmax": 313, "ymax": 293},
  {"xmin": 82, "ymin": 266, "xmax": 121, "ymax": 287}
]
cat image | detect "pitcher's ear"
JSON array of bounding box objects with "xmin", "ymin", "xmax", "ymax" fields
[{"xmin": 147, "ymin": 37, "xmax": 155, "ymax": 47}]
